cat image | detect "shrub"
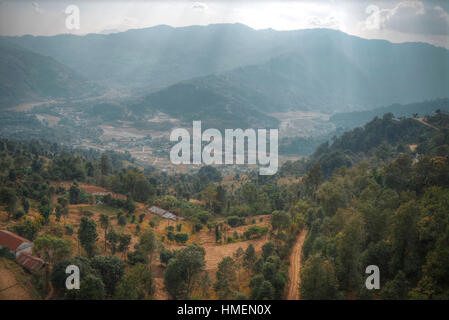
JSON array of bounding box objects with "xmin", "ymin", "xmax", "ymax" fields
[
  {"xmin": 227, "ymin": 216, "xmax": 246, "ymax": 228},
  {"xmin": 174, "ymin": 233, "xmax": 189, "ymax": 244},
  {"xmin": 244, "ymin": 226, "xmax": 268, "ymax": 240},
  {"xmin": 118, "ymin": 215, "xmax": 127, "ymax": 226}
]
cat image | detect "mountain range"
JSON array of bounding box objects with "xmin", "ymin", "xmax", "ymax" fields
[{"xmin": 1, "ymin": 23, "xmax": 449, "ymax": 124}]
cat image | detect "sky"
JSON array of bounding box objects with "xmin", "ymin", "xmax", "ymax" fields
[{"xmin": 0, "ymin": 0, "xmax": 448, "ymax": 48}]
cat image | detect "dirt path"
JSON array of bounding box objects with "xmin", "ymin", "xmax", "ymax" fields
[
  {"xmin": 413, "ymin": 118, "xmax": 439, "ymax": 131},
  {"xmin": 0, "ymin": 259, "xmax": 33, "ymax": 300},
  {"xmin": 286, "ymin": 230, "xmax": 306, "ymax": 300}
]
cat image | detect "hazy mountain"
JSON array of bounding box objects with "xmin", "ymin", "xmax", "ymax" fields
[
  {"xmin": 130, "ymin": 82, "xmax": 279, "ymax": 129},
  {"xmin": 331, "ymin": 98, "xmax": 449, "ymax": 129},
  {"xmin": 0, "ymin": 39, "xmax": 93, "ymax": 108},
  {"xmin": 3, "ymin": 24, "xmax": 449, "ymax": 114}
]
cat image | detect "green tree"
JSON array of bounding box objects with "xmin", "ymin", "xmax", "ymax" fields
[
  {"xmin": 100, "ymin": 154, "xmax": 111, "ymax": 175},
  {"xmin": 99, "ymin": 214, "xmax": 110, "ymax": 253},
  {"xmin": 115, "ymin": 263, "xmax": 153, "ymax": 300},
  {"xmin": 243, "ymin": 244, "xmax": 257, "ymax": 272},
  {"xmin": 214, "ymin": 256, "xmax": 237, "ymax": 299},
  {"xmin": 90, "ymin": 255, "xmax": 125, "ymax": 297},
  {"xmin": 164, "ymin": 244, "xmax": 206, "ymax": 299},
  {"xmin": 106, "ymin": 229, "xmax": 119, "ymax": 254},
  {"xmin": 34, "ymin": 234, "xmax": 71, "ymax": 265},
  {"xmin": 300, "ymin": 255, "xmax": 340, "ymax": 299},
  {"xmin": 78, "ymin": 217, "xmax": 98, "ymax": 256},
  {"xmin": 65, "ymin": 274, "xmax": 105, "ymax": 300},
  {"xmin": 271, "ymin": 210, "xmax": 290, "ymax": 235},
  {"xmin": 118, "ymin": 233, "xmax": 131, "ymax": 259},
  {"xmin": 262, "ymin": 242, "xmax": 275, "ymax": 260},
  {"xmin": 139, "ymin": 230, "xmax": 159, "ymax": 267}
]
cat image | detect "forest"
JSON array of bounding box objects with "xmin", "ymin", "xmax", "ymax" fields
[{"xmin": 0, "ymin": 111, "xmax": 448, "ymax": 299}]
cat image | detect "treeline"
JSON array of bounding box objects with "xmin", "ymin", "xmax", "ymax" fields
[
  {"xmin": 330, "ymin": 98, "xmax": 449, "ymax": 129},
  {"xmin": 297, "ymin": 113, "xmax": 449, "ymax": 299},
  {"xmin": 280, "ymin": 112, "xmax": 449, "ymax": 179}
]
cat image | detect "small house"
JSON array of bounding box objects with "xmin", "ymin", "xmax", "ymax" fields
[{"xmin": 0, "ymin": 230, "xmax": 33, "ymax": 258}]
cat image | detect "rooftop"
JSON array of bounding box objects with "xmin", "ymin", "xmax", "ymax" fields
[{"xmin": 0, "ymin": 230, "xmax": 32, "ymax": 251}]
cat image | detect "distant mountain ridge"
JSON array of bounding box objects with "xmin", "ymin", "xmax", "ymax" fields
[
  {"xmin": 331, "ymin": 98, "xmax": 449, "ymax": 129},
  {"xmin": 2, "ymin": 23, "xmax": 449, "ymax": 116},
  {"xmin": 0, "ymin": 39, "xmax": 93, "ymax": 109}
]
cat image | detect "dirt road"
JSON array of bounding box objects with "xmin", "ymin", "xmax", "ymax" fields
[
  {"xmin": 286, "ymin": 230, "xmax": 307, "ymax": 300},
  {"xmin": 0, "ymin": 259, "xmax": 33, "ymax": 300},
  {"xmin": 413, "ymin": 118, "xmax": 439, "ymax": 131}
]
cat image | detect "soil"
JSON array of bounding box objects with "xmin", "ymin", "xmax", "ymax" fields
[
  {"xmin": 0, "ymin": 258, "xmax": 33, "ymax": 300},
  {"xmin": 286, "ymin": 230, "xmax": 306, "ymax": 300}
]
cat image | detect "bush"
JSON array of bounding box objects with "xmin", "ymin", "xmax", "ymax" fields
[
  {"xmin": 14, "ymin": 210, "xmax": 25, "ymax": 220},
  {"xmin": 65, "ymin": 225, "xmax": 75, "ymax": 235},
  {"xmin": 160, "ymin": 248, "xmax": 175, "ymax": 265},
  {"xmin": 174, "ymin": 233, "xmax": 189, "ymax": 244},
  {"xmin": 227, "ymin": 216, "xmax": 246, "ymax": 228},
  {"xmin": 194, "ymin": 223, "xmax": 203, "ymax": 233},
  {"xmin": 118, "ymin": 215, "xmax": 127, "ymax": 226},
  {"xmin": 244, "ymin": 226, "xmax": 268, "ymax": 240},
  {"xmin": 0, "ymin": 247, "xmax": 14, "ymax": 259}
]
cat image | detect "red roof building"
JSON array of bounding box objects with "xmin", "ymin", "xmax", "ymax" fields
[
  {"xmin": 0, "ymin": 230, "xmax": 33, "ymax": 257},
  {"xmin": 0, "ymin": 230, "xmax": 47, "ymax": 272},
  {"xmin": 16, "ymin": 253, "xmax": 46, "ymax": 271}
]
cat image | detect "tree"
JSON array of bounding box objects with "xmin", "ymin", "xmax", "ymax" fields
[
  {"xmin": 214, "ymin": 256, "xmax": 237, "ymax": 299},
  {"xmin": 100, "ymin": 153, "xmax": 111, "ymax": 175},
  {"xmin": 174, "ymin": 233, "xmax": 189, "ymax": 244},
  {"xmin": 233, "ymin": 247, "xmax": 244, "ymax": 282},
  {"xmin": 0, "ymin": 187, "xmax": 17, "ymax": 221},
  {"xmin": 258, "ymin": 281, "xmax": 275, "ymax": 300},
  {"xmin": 390, "ymin": 201, "xmax": 420, "ymax": 277},
  {"xmin": 34, "ymin": 235, "xmax": 71, "ymax": 265},
  {"xmin": 381, "ymin": 271, "xmax": 409, "ymax": 299},
  {"xmin": 69, "ymin": 182, "xmax": 82, "ymax": 204},
  {"xmin": 115, "ymin": 263, "xmax": 154, "ymax": 299},
  {"xmin": 90, "ymin": 255, "xmax": 125, "ymax": 297},
  {"xmin": 335, "ymin": 212, "xmax": 366, "ymax": 291},
  {"xmin": 106, "ymin": 229, "xmax": 119, "ymax": 254},
  {"xmin": 304, "ymin": 162, "xmax": 323, "ymax": 195},
  {"xmin": 38, "ymin": 196, "xmax": 53, "ymax": 225},
  {"xmin": 249, "ymin": 274, "xmax": 264, "ymax": 299},
  {"xmin": 118, "ymin": 215, "xmax": 127, "ymax": 226},
  {"xmin": 164, "ymin": 244, "xmax": 206, "ymax": 299},
  {"xmin": 139, "ymin": 230, "xmax": 158, "ymax": 267},
  {"xmin": 262, "ymin": 242, "xmax": 275, "ymax": 260},
  {"xmin": 160, "ymin": 247, "xmax": 175, "ymax": 266},
  {"xmin": 78, "ymin": 217, "xmax": 98, "ymax": 256},
  {"xmin": 99, "ymin": 214, "xmax": 110, "ymax": 253},
  {"xmin": 65, "ymin": 274, "xmax": 105, "ymax": 300},
  {"xmin": 118, "ymin": 233, "xmax": 131, "ymax": 259},
  {"xmin": 22, "ymin": 198, "xmax": 30, "ymax": 213},
  {"xmin": 125, "ymin": 193, "xmax": 136, "ymax": 214},
  {"xmin": 51, "ymin": 256, "xmax": 93, "ymax": 292},
  {"xmin": 55, "ymin": 205, "xmax": 63, "ymax": 222},
  {"xmin": 243, "ymin": 244, "xmax": 257, "ymax": 272},
  {"xmin": 271, "ymin": 211, "xmax": 290, "ymax": 234},
  {"xmin": 300, "ymin": 255, "xmax": 340, "ymax": 299}
]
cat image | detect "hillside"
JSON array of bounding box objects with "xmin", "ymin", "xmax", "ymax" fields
[
  {"xmin": 130, "ymin": 82, "xmax": 279, "ymax": 129},
  {"xmin": 0, "ymin": 40, "xmax": 94, "ymax": 109}
]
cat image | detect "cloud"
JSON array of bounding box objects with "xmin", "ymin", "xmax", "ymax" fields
[
  {"xmin": 370, "ymin": 1, "xmax": 449, "ymax": 35},
  {"xmin": 306, "ymin": 15, "xmax": 340, "ymax": 29},
  {"xmin": 32, "ymin": 1, "xmax": 43, "ymax": 14},
  {"xmin": 192, "ymin": 2, "xmax": 207, "ymax": 11}
]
